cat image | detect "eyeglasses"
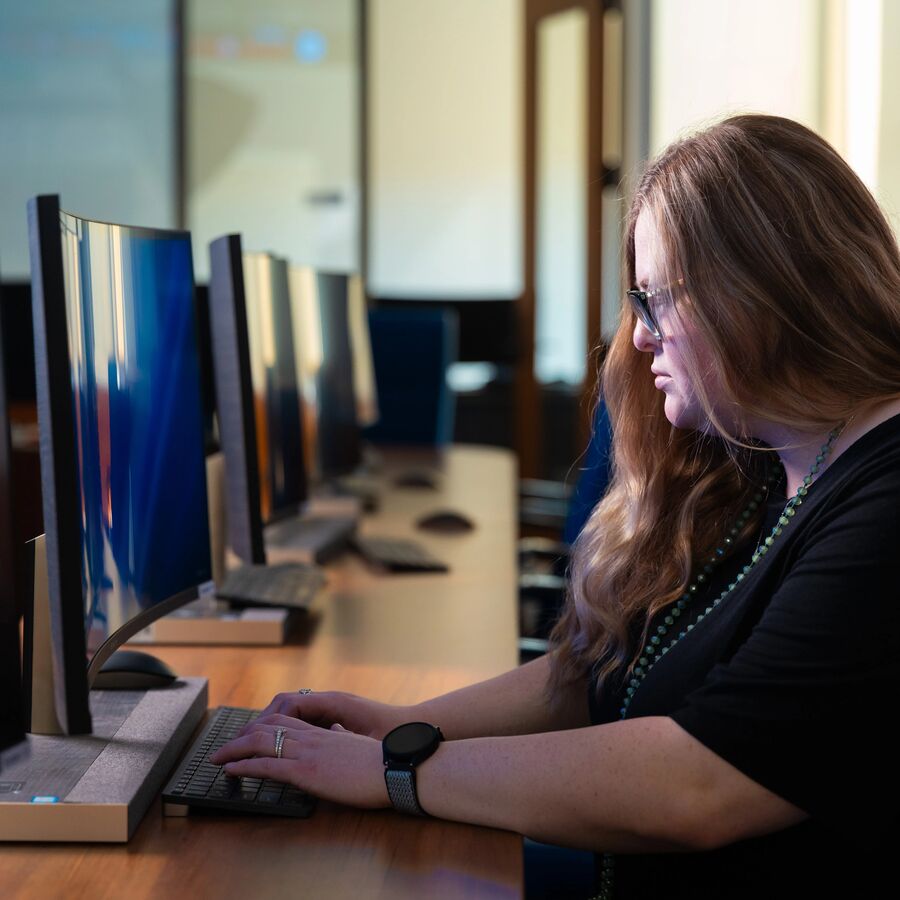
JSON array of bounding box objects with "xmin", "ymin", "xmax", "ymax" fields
[{"xmin": 626, "ymin": 279, "xmax": 683, "ymax": 341}]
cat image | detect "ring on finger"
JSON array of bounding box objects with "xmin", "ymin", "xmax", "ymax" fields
[
  {"xmin": 298, "ymin": 688, "xmax": 313, "ymax": 695},
  {"xmin": 274, "ymin": 726, "xmax": 287, "ymax": 759}
]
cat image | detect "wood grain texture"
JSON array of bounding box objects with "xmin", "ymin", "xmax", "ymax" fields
[{"xmin": 0, "ymin": 446, "xmax": 522, "ymax": 899}]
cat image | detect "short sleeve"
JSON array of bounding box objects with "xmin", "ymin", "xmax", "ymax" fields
[{"xmin": 669, "ymin": 474, "xmax": 900, "ymax": 846}]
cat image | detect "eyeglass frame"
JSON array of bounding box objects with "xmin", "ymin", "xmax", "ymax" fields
[{"xmin": 626, "ymin": 278, "xmax": 684, "ymax": 341}]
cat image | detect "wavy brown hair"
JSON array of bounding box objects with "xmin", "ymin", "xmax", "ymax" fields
[{"xmin": 549, "ymin": 114, "xmax": 900, "ymax": 698}]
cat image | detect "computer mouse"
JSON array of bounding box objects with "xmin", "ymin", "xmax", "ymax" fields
[
  {"xmin": 415, "ymin": 509, "xmax": 475, "ymax": 534},
  {"xmin": 92, "ymin": 649, "xmax": 178, "ymax": 690},
  {"xmin": 393, "ymin": 470, "xmax": 440, "ymax": 490}
]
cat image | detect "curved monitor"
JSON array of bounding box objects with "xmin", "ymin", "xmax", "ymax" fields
[
  {"xmin": 243, "ymin": 252, "xmax": 306, "ymax": 524},
  {"xmin": 208, "ymin": 235, "xmax": 308, "ymax": 567},
  {"xmin": 28, "ymin": 195, "xmax": 212, "ymax": 733},
  {"xmin": 288, "ymin": 268, "xmax": 368, "ymax": 481}
]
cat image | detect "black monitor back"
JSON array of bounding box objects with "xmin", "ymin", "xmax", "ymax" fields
[{"xmin": 0, "ymin": 279, "xmax": 26, "ymax": 753}]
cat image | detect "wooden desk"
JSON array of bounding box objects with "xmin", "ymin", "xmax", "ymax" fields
[{"xmin": 0, "ymin": 445, "xmax": 522, "ymax": 900}]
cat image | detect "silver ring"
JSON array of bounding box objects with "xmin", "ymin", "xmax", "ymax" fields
[
  {"xmin": 298, "ymin": 688, "xmax": 313, "ymax": 695},
  {"xmin": 274, "ymin": 726, "xmax": 286, "ymax": 759}
]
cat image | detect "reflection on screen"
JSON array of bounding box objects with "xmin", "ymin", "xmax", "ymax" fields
[
  {"xmin": 242, "ymin": 253, "xmax": 305, "ymax": 522},
  {"xmin": 348, "ymin": 273, "xmax": 378, "ymax": 428},
  {"xmin": 288, "ymin": 267, "xmax": 362, "ymax": 480},
  {"xmin": 288, "ymin": 264, "xmax": 323, "ymax": 482},
  {"xmin": 59, "ymin": 212, "xmax": 211, "ymax": 655}
]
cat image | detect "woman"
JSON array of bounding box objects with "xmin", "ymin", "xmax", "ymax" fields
[{"xmin": 212, "ymin": 115, "xmax": 900, "ymax": 898}]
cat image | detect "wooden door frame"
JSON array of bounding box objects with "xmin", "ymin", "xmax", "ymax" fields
[{"xmin": 519, "ymin": 0, "xmax": 610, "ymax": 477}]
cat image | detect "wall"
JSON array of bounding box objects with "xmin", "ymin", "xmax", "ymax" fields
[{"xmin": 367, "ymin": 0, "xmax": 522, "ymax": 298}]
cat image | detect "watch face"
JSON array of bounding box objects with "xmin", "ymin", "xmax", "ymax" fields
[{"xmin": 384, "ymin": 722, "xmax": 439, "ymax": 759}]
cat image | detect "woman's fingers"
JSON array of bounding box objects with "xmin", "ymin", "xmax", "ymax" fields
[
  {"xmin": 259, "ymin": 691, "xmax": 306, "ymax": 718},
  {"xmin": 221, "ymin": 755, "xmax": 297, "ymax": 781},
  {"xmin": 213, "ymin": 720, "xmax": 340, "ymax": 765},
  {"xmin": 210, "ymin": 729, "xmax": 285, "ymax": 765},
  {"xmin": 208, "ymin": 724, "xmax": 387, "ymax": 809},
  {"xmin": 237, "ymin": 713, "xmax": 317, "ymax": 738},
  {"xmin": 254, "ymin": 691, "xmax": 340, "ymax": 728}
]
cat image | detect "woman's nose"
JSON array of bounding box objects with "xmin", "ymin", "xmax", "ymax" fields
[{"xmin": 632, "ymin": 316, "xmax": 659, "ymax": 353}]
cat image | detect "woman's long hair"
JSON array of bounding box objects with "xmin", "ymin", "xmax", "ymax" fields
[{"xmin": 549, "ymin": 114, "xmax": 900, "ymax": 698}]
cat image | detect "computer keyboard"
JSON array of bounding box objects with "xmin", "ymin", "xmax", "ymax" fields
[
  {"xmin": 265, "ymin": 514, "xmax": 356, "ymax": 563},
  {"xmin": 162, "ymin": 706, "xmax": 316, "ymax": 818},
  {"xmin": 217, "ymin": 562, "xmax": 325, "ymax": 609},
  {"xmin": 352, "ymin": 536, "xmax": 449, "ymax": 573}
]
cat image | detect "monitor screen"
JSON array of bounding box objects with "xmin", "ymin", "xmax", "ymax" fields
[
  {"xmin": 56, "ymin": 211, "xmax": 212, "ymax": 657},
  {"xmin": 288, "ymin": 268, "xmax": 360, "ymax": 480},
  {"xmin": 242, "ymin": 252, "xmax": 306, "ymax": 523}
]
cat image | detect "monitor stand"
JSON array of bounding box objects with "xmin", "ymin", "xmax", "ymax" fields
[
  {"xmin": 8, "ymin": 535, "xmax": 208, "ymax": 841},
  {"xmin": 130, "ymin": 594, "xmax": 295, "ymax": 646},
  {"xmin": 0, "ymin": 679, "xmax": 207, "ymax": 842}
]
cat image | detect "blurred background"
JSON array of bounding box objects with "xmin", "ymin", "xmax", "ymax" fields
[{"xmin": 1, "ymin": 0, "xmax": 897, "ymax": 496}]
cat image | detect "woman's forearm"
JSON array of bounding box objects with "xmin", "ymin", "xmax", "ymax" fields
[
  {"xmin": 410, "ymin": 653, "xmax": 589, "ymax": 739},
  {"xmin": 414, "ymin": 716, "xmax": 806, "ymax": 853}
]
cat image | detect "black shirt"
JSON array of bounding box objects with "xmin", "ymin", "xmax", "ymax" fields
[{"xmin": 587, "ymin": 413, "xmax": 900, "ymax": 899}]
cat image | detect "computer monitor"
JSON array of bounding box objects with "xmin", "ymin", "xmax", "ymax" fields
[
  {"xmin": 192, "ymin": 284, "xmax": 220, "ymax": 457},
  {"xmin": 0, "ymin": 278, "xmax": 26, "ymax": 757},
  {"xmin": 288, "ymin": 269, "xmax": 362, "ymax": 480},
  {"xmin": 27, "ymin": 195, "xmax": 213, "ymax": 734},
  {"xmin": 208, "ymin": 235, "xmax": 308, "ymax": 566},
  {"xmin": 348, "ymin": 274, "xmax": 379, "ymax": 430}
]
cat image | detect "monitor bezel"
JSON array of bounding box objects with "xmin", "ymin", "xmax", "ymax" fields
[{"xmin": 28, "ymin": 194, "xmax": 93, "ymax": 734}]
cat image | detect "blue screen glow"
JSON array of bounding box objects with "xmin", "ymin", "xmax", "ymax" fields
[{"xmin": 59, "ymin": 212, "xmax": 212, "ymax": 654}]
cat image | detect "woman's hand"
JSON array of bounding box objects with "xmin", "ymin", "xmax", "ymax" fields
[
  {"xmin": 209, "ymin": 714, "xmax": 388, "ymax": 808},
  {"xmin": 246, "ymin": 690, "xmax": 414, "ymax": 740}
]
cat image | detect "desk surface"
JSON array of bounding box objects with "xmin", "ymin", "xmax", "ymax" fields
[{"xmin": 1, "ymin": 445, "xmax": 522, "ymax": 900}]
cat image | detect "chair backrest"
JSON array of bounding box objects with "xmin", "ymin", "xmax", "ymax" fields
[
  {"xmin": 563, "ymin": 399, "xmax": 612, "ymax": 544},
  {"xmin": 363, "ymin": 307, "xmax": 458, "ymax": 446}
]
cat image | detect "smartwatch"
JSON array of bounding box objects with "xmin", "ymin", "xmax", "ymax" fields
[{"xmin": 382, "ymin": 721, "xmax": 444, "ymax": 816}]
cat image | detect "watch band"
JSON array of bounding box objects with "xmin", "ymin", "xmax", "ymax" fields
[
  {"xmin": 382, "ymin": 722, "xmax": 444, "ymax": 816},
  {"xmin": 384, "ymin": 768, "xmax": 427, "ymax": 816}
]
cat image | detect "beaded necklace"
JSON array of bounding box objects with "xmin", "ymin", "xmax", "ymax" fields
[{"xmin": 593, "ymin": 423, "xmax": 846, "ymax": 900}]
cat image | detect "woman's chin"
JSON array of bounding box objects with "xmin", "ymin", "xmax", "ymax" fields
[{"xmin": 663, "ymin": 396, "xmax": 704, "ymax": 431}]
